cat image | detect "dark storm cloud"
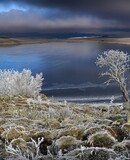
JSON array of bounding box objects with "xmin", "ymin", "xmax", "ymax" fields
[
  {"xmin": 0, "ymin": 9, "xmax": 117, "ymax": 33},
  {"xmin": 27, "ymin": 0, "xmax": 130, "ymax": 23},
  {"xmin": 0, "ymin": 0, "xmax": 130, "ymax": 33},
  {"xmin": 1, "ymin": 0, "xmax": 130, "ymax": 20}
]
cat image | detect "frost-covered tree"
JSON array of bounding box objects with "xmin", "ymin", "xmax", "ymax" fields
[
  {"xmin": 0, "ymin": 69, "xmax": 43, "ymax": 96},
  {"xmin": 96, "ymin": 49, "xmax": 130, "ymax": 102}
]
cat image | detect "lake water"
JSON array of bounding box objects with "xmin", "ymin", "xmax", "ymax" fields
[{"xmin": 0, "ymin": 42, "xmax": 130, "ymax": 103}]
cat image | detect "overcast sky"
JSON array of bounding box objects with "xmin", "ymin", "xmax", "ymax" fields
[{"xmin": 0, "ymin": 0, "xmax": 130, "ymax": 33}]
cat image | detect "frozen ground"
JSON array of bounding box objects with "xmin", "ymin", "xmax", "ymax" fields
[{"xmin": 0, "ymin": 95, "xmax": 130, "ymax": 160}]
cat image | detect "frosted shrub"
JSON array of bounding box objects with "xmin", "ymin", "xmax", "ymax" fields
[
  {"xmin": 5, "ymin": 137, "xmax": 44, "ymax": 160},
  {"xmin": 0, "ymin": 69, "xmax": 43, "ymax": 96}
]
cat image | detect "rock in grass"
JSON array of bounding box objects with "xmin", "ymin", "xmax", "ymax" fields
[
  {"xmin": 106, "ymin": 126, "xmax": 127, "ymax": 142},
  {"xmin": 65, "ymin": 147, "xmax": 117, "ymax": 160},
  {"xmin": 58, "ymin": 126, "xmax": 84, "ymax": 140},
  {"xmin": 88, "ymin": 131, "xmax": 117, "ymax": 148},
  {"xmin": 55, "ymin": 136, "xmax": 81, "ymax": 154},
  {"xmin": 82, "ymin": 126, "xmax": 103, "ymax": 141}
]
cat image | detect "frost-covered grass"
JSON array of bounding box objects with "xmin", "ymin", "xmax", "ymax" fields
[
  {"xmin": 0, "ymin": 69, "xmax": 43, "ymax": 96},
  {"xmin": 0, "ymin": 96, "xmax": 129, "ymax": 160},
  {"xmin": 5, "ymin": 137, "xmax": 44, "ymax": 160}
]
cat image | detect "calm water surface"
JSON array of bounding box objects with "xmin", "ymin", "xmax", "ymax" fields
[{"xmin": 0, "ymin": 42, "xmax": 130, "ymax": 103}]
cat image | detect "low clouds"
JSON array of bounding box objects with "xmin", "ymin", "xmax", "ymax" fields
[
  {"xmin": 0, "ymin": 0, "xmax": 130, "ymax": 33},
  {"xmin": 0, "ymin": 9, "xmax": 119, "ymax": 33}
]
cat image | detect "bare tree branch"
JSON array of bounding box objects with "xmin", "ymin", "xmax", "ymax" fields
[{"xmin": 96, "ymin": 49, "xmax": 130, "ymax": 102}]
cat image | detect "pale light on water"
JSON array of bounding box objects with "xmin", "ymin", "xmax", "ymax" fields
[{"xmin": 0, "ymin": 42, "xmax": 130, "ymax": 103}]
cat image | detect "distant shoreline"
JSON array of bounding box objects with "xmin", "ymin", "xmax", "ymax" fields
[{"xmin": 0, "ymin": 36, "xmax": 130, "ymax": 46}]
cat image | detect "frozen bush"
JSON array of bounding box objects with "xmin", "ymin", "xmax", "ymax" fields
[
  {"xmin": 5, "ymin": 137, "xmax": 44, "ymax": 160},
  {"xmin": 0, "ymin": 69, "xmax": 43, "ymax": 96}
]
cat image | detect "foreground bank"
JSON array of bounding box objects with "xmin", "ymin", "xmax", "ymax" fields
[{"xmin": 0, "ymin": 95, "xmax": 130, "ymax": 160}]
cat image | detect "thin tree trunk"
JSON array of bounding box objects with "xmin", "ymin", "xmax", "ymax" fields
[{"xmin": 120, "ymin": 84, "xmax": 129, "ymax": 102}]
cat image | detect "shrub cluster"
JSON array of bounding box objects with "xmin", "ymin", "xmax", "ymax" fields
[{"xmin": 0, "ymin": 69, "xmax": 43, "ymax": 96}]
